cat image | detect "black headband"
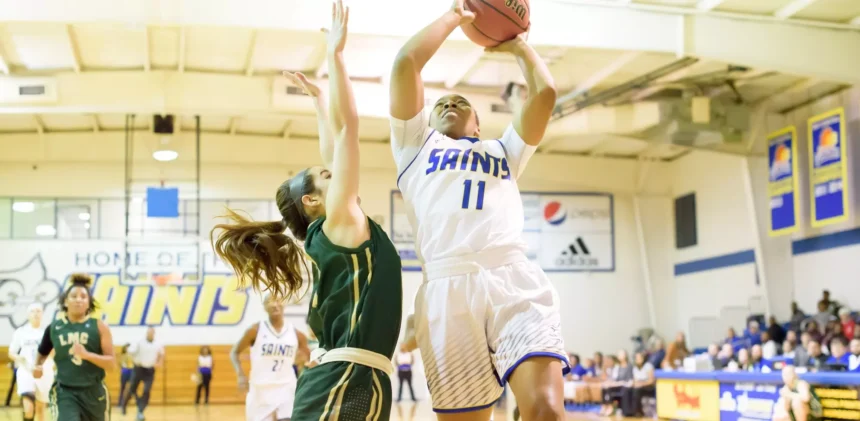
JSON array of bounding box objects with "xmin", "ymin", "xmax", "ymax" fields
[{"xmin": 288, "ymin": 169, "xmax": 310, "ymax": 225}]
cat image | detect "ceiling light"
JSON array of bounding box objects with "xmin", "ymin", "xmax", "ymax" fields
[
  {"xmin": 12, "ymin": 202, "xmax": 35, "ymax": 213},
  {"xmin": 36, "ymin": 225, "xmax": 56, "ymax": 237},
  {"xmin": 78, "ymin": 212, "xmax": 91, "ymax": 221},
  {"xmin": 84, "ymin": 222, "xmax": 91, "ymax": 229},
  {"xmin": 153, "ymin": 150, "xmax": 178, "ymax": 162}
]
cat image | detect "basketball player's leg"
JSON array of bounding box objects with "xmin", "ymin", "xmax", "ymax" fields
[
  {"xmin": 413, "ymin": 278, "xmax": 501, "ymax": 419},
  {"xmin": 17, "ymin": 368, "xmax": 37, "ymax": 420},
  {"xmin": 488, "ymin": 262, "xmax": 568, "ymax": 421}
]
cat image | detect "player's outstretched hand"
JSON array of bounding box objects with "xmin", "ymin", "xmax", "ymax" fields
[
  {"xmin": 283, "ymin": 72, "xmax": 321, "ymax": 98},
  {"xmin": 325, "ymin": 0, "xmax": 349, "ymax": 54},
  {"xmin": 451, "ymin": 0, "xmax": 476, "ymax": 24}
]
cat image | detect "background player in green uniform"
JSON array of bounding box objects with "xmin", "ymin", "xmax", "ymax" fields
[
  {"xmin": 211, "ymin": 1, "xmax": 402, "ymax": 420},
  {"xmin": 34, "ymin": 274, "xmax": 116, "ymax": 421}
]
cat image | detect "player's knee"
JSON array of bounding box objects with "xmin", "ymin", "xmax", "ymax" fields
[{"xmin": 519, "ymin": 394, "xmax": 564, "ymax": 421}]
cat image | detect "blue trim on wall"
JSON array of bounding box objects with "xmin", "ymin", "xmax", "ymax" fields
[
  {"xmin": 792, "ymin": 225, "xmax": 860, "ymax": 255},
  {"xmin": 674, "ymin": 250, "xmax": 756, "ymax": 276}
]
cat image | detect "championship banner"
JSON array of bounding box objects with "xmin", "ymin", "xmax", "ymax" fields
[
  {"xmin": 808, "ymin": 108, "xmax": 849, "ymax": 227},
  {"xmin": 767, "ymin": 126, "xmax": 800, "ymax": 236},
  {"xmin": 719, "ymin": 382, "xmax": 780, "ymax": 421},
  {"xmin": 390, "ymin": 191, "xmax": 615, "ymax": 272},
  {"xmin": 656, "ymin": 379, "xmax": 720, "ymax": 421},
  {"xmin": 0, "ymin": 240, "xmax": 310, "ymax": 346}
]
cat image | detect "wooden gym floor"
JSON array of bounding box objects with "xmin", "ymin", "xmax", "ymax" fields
[{"xmin": 0, "ymin": 403, "xmax": 642, "ymax": 420}]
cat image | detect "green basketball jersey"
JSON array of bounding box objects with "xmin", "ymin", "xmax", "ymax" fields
[
  {"xmin": 49, "ymin": 315, "xmax": 105, "ymax": 388},
  {"xmin": 304, "ymin": 216, "xmax": 402, "ymax": 359}
]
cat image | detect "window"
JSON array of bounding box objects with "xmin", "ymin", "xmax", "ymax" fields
[
  {"xmin": 12, "ymin": 199, "xmax": 56, "ymax": 239},
  {"xmin": 0, "ymin": 198, "xmax": 10, "ymax": 238},
  {"xmin": 56, "ymin": 199, "xmax": 99, "ymax": 239},
  {"xmin": 674, "ymin": 193, "xmax": 697, "ymax": 249}
]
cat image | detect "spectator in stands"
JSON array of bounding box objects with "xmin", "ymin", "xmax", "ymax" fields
[
  {"xmin": 794, "ymin": 332, "xmax": 811, "ymax": 367},
  {"xmin": 735, "ymin": 348, "xmax": 750, "ymax": 371},
  {"xmin": 750, "ymin": 344, "xmax": 770, "ymax": 372},
  {"xmin": 762, "ymin": 332, "xmax": 778, "ymax": 360},
  {"xmin": 804, "ymin": 320, "xmax": 823, "ymax": 343},
  {"xmin": 786, "ymin": 330, "xmax": 798, "ymax": 345},
  {"xmin": 663, "ymin": 332, "xmax": 689, "ymax": 370},
  {"xmin": 594, "ymin": 352, "xmax": 604, "ymax": 371},
  {"xmin": 195, "ymin": 345, "xmax": 213, "ymax": 405},
  {"xmin": 621, "ymin": 352, "xmax": 655, "ymax": 417},
  {"xmin": 812, "ymin": 302, "xmax": 836, "ymax": 334},
  {"xmin": 568, "ymin": 354, "xmax": 587, "ymax": 379},
  {"xmin": 822, "ymin": 322, "xmax": 844, "ymax": 353},
  {"xmin": 648, "ymin": 339, "xmax": 665, "ymax": 369},
  {"xmin": 583, "ymin": 358, "xmax": 598, "ymax": 377},
  {"xmin": 747, "ymin": 321, "xmax": 763, "ymax": 346},
  {"xmin": 600, "ymin": 352, "xmax": 633, "ymax": 416},
  {"xmin": 825, "ymin": 338, "xmax": 849, "ymax": 368},
  {"xmin": 707, "ymin": 344, "xmax": 722, "ymax": 369},
  {"xmin": 839, "ymin": 308, "xmax": 855, "ymax": 340},
  {"xmin": 773, "ymin": 366, "xmax": 822, "ymax": 421},
  {"xmin": 849, "ymin": 339, "xmax": 860, "ymax": 372},
  {"xmin": 767, "ymin": 315, "xmax": 787, "ymax": 344},
  {"xmin": 821, "ymin": 290, "xmax": 839, "ymax": 316},
  {"xmin": 718, "ymin": 343, "xmax": 737, "ymax": 369},
  {"xmin": 789, "ymin": 302, "xmax": 806, "ymax": 333},
  {"xmin": 806, "ymin": 341, "xmax": 828, "ymax": 371},
  {"xmin": 782, "ymin": 340, "xmax": 796, "ymax": 360},
  {"xmin": 724, "ymin": 327, "xmax": 739, "ymax": 345}
]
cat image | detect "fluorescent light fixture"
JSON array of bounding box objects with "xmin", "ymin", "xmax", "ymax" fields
[
  {"xmin": 36, "ymin": 225, "xmax": 56, "ymax": 237},
  {"xmin": 84, "ymin": 222, "xmax": 91, "ymax": 229},
  {"xmin": 12, "ymin": 202, "xmax": 35, "ymax": 213},
  {"xmin": 78, "ymin": 212, "xmax": 91, "ymax": 221},
  {"xmin": 131, "ymin": 197, "xmax": 144, "ymax": 204},
  {"xmin": 153, "ymin": 150, "xmax": 178, "ymax": 162}
]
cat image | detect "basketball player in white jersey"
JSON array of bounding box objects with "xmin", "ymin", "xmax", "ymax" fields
[
  {"xmin": 388, "ymin": 0, "xmax": 567, "ymax": 419},
  {"xmin": 8, "ymin": 303, "xmax": 55, "ymax": 421},
  {"xmin": 231, "ymin": 294, "xmax": 309, "ymax": 421}
]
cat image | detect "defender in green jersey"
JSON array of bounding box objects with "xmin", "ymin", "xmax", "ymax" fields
[
  {"xmin": 211, "ymin": 2, "xmax": 402, "ymax": 420},
  {"xmin": 35, "ymin": 274, "xmax": 116, "ymax": 421}
]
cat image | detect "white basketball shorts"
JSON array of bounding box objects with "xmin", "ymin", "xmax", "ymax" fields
[
  {"xmin": 17, "ymin": 367, "xmax": 53, "ymax": 403},
  {"xmin": 414, "ymin": 248, "xmax": 568, "ymax": 413},
  {"xmin": 246, "ymin": 382, "xmax": 296, "ymax": 421}
]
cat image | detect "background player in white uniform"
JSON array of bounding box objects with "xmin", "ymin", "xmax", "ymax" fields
[
  {"xmin": 389, "ymin": 0, "xmax": 567, "ymax": 419},
  {"xmin": 231, "ymin": 294, "xmax": 309, "ymax": 421},
  {"xmin": 8, "ymin": 303, "xmax": 55, "ymax": 421}
]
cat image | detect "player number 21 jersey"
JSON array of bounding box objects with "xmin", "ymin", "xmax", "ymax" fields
[
  {"xmin": 390, "ymin": 109, "xmax": 536, "ymax": 264},
  {"xmin": 249, "ymin": 321, "xmax": 298, "ymax": 386}
]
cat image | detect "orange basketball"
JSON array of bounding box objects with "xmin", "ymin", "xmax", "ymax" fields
[{"xmin": 462, "ymin": 0, "xmax": 530, "ymax": 48}]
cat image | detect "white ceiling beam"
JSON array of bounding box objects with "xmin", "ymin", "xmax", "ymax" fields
[
  {"xmin": 557, "ymin": 51, "xmax": 641, "ymax": 104},
  {"xmin": 33, "ymin": 115, "xmax": 45, "ymax": 134},
  {"xmin": 773, "ymin": 0, "xmax": 819, "ymax": 19},
  {"xmin": 244, "ymin": 30, "xmax": 258, "ymax": 77},
  {"xmin": 630, "ymin": 59, "xmax": 710, "ymax": 101},
  {"xmin": 177, "ymin": 27, "xmax": 186, "ymax": 73},
  {"xmin": 65, "ymin": 25, "xmax": 82, "ymax": 73},
  {"xmin": 91, "ymin": 114, "xmax": 100, "ymax": 132},
  {"xmin": 696, "ymin": 0, "xmax": 727, "ymax": 11},
  {"xmin": 444, "ymin": 48, "xmax": 484, "ymax": 89},
  {"xmin": 143, "ymin": 26, "xmax": 151, "ymax": 72}
]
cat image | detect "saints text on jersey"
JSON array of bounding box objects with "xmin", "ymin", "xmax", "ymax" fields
[{"xmin": 425, "ymin": 145, "xmax": 511, "ymax": 180}]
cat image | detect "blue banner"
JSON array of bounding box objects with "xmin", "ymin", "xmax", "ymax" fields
[
  {"xmin": 767, "ymin": 127, "xmax": 799, "ymax": 236},
  {"xmin": 808, "ymin": 108, "xmax": 849, "ymax": 227},
  {"xmin": 718, "ymin": 382, "xmax": 781, "ymax": 421}
]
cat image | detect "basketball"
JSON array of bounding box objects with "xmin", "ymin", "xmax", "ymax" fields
[{"xmin": 462, "ymin": 0, "xmax": 530, "ymax": 47}]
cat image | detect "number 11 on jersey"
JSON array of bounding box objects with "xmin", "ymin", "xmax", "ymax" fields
[{"xmin": 462, "ymin": 179, "xmax": 486, "ymax": 210}]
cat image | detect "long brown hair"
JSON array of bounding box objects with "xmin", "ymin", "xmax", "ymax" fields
[{"xmin": 211, "ymin": 170, "xmax": 316, "ymax": 299}]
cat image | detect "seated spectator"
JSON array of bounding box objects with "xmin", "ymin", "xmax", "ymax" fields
[
  {"xmin": 600, "ymin": 352, "xmax": 633, "ymax": 416},
  {"xmin": 663, "ymin": 332, "xmax": 689, "ymax": 370},
  {"xmin": 839, "ymin": 308, "xmax": 855, "ymax": 340},
  {"xmin": 822, "ymin": 322, "xmax": 844, "ymax": 353},
  {"xmin": 718, "ymin": 343, "xmax": 737, "ymax": 369},
  {"xmin": 821, "ymin": 290, "xmax": 839, "ymax": 316},
  {"xmin": 567, "ymin": 354, "xmax": 587, "ymax": 379},
  {"xmin": 804, "ymin": 321, "xmax": 823, "ymax": 344},
  {"xmin": 724, "ymin": 327, "xmax": 739, "ymax": 345},
  {"xmin": 825, "ymin": 338, "xmax": 849, "ymax": 368},
  {"xmin": 747, "ymin": 321, "xmax": 763, "ymax": 346},
  {"xmin": 806, "ymin": 341, "xmax": 828, "ymax": 371},
  {"xmin": 750, "ymin": 344, "xmax": 770, "ymax": 372},
  {"xmin": 794, "ymin": 332, "xmax": 811, "ymax": 367},
  {"xmin": 594, "ymin": 351, "xmax": 604, "ymax": 371},
  {"xmin": 734, "ymin": 348, "xmax": 751, "ymax": 372},
  {"xmin": 564, "ymin": 353, "xmax": 586, "ymax": 404},
  {"xmin": 583, "ymin": 358, "xmax": 598, "ymax": 377},
  {"xmin": 789, "ymin": 301, "xmax": 806, "ymax": 333},
  {"xmin": 706, "ymin": 344, "xmax": 722, "ymax": 369},
  {"xmin": 621, "ymin": 352, "xmax": 655, "ymax": 417},
  {"xmin": 782, "ymin": 340, "xmax": 796, "ymax": 360},
  {"xmin": 762, "ymin": 332, "xmax": 778, "ymax": 360},
  {"xmin": 767, "ymin": 315, "xmax": 787, "ymax": 344},
  {"xmin": 785, "ymin": 330, "xmax": 798, "ymax": 345},
  {"xmin": 812, "ymin": 301, "xmax": 836, "ymax": 335},
  {"xmin": 648, "ymin": 339, "xmax": 665, "ymax": 369},
  {"xmin": 849, "ymin": 339, "xmax": 860, "ymax": 372},
  {"xmin": 773, "ymin": 366, "xmax": 823, "ymax": 421}
]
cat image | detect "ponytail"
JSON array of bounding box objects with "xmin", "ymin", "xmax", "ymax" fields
[{"xmin": 211, "ymin": 209, "xmax": 309, "ymax": 300}]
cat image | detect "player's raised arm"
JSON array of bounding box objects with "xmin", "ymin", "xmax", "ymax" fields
[
  {"xmin": 488, "ymin": 33, "xmax": 557, "ymax": 146},
  {"xmin": 389, "ymin": 0, "xmax": 475, "ymax": 122},
  {"xmin": 284, "ymin": 72, "xmax": 334, "ymax": 169}
]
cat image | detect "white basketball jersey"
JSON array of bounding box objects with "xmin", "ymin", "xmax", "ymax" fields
[
  {"xmin": 10, "ymin": 324, "xmax": 45, "ymax": 370},
  {"xmin": 249, "ymin": 321, "xmax": 298, "ymax": 386},
  {"xmin": 391, "ymin": 110, "xmax": 536, "ymax": 264}
]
